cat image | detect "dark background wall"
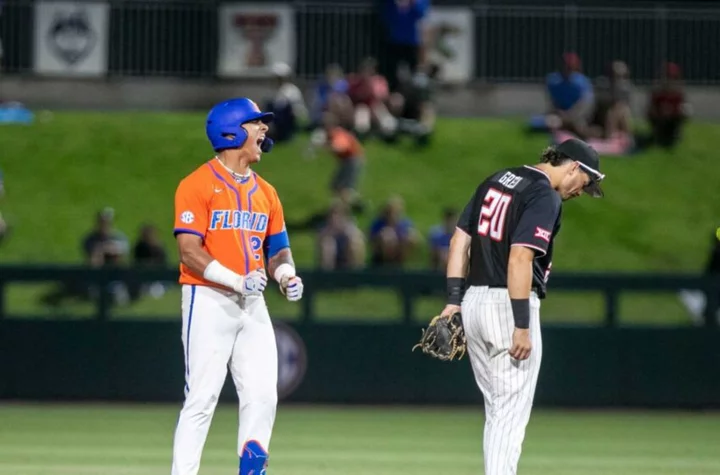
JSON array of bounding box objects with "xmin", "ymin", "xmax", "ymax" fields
[{"xmin": 2, "ymin": 320, "xmax": 718, "ymax": 408}]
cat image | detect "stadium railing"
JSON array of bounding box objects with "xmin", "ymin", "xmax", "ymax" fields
[
  {"xmin": 1, "ymin": 0, "xmax": 719, "ymax": 84},
  {"xmin": 0, "ymin": 265, "xmax": 717, "ymax": 326}
]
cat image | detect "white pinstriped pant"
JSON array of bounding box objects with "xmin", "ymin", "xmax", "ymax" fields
[{"xmin": 461, "ymin": 286, "xmax": 542, "ymax": 475}]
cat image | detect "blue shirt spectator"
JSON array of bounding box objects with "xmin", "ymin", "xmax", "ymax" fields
[
  {"xmin": 310, "ymin": 64, "xmax": 349, "ymax": 126},
  {"xmin": 370, "ymin": 215, "xmax": 414, "ymax": 240},
  {"xmin": 428, "ymin": 224, "xmax": 452, "ymax": 251},
  {"xmin": 546, "ymin": 71, "xmax": 593, "ymax": 112},
  {"xmin": 315, "ymin": 79, "xmax": 348, "ymax": 108},
  {"xmin": 369, "ymin": 196, "xmax": 419, "ymax": 267},
  {"xmin": 381, "ymin": 0, "xmax": 429, "ymax": 46}
]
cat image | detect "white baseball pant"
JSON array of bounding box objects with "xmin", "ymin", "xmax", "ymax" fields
[
  {"xmin": 171, "ymin": 284, "xmax": 278, "ymax": 475},
  {"xmin": 461, "ymin": 286, "xmax": 542, "ymax": 475}
]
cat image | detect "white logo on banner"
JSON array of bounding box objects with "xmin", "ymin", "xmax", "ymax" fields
[
  {"xmin": 217, "ymin": 3, "xmax": 295, "ymax": 78},
  {"xmin": 424, "ymin": 7, "xmax": 475, "ymax": 84},
  {"xmin": 33, "ymin": 1, "xmax": 109, "ymax": 76}
]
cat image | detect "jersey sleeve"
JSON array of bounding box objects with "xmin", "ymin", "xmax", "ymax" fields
[
  {"xmin": 264, "ymin": 187, "xmax": 290, "ymax": 258},
  {"xmin": 510, "ymin": 185, "xmax": 560, "ymax": 257},
  {"xmin": 173, "ymin": 178, "xmax": 209, "ymax": 240},
  {"xmin": 456, "ymin": 186, "xmax": 480, "ymax": 234}
]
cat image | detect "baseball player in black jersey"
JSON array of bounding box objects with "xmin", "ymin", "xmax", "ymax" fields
[{"xmin": 440, "ymin": 138, "xmax": 605, "ymax": 475}]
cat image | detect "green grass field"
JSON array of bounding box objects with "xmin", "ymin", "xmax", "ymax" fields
[
  {"xmin": 1, "ymin": 113, "xmax": 718, "ymax": 323},
  {"xmin": 0, "ymin": 403, "xmax": 718, "ymax": 475}
]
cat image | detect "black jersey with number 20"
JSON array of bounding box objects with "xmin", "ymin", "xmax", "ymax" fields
[{"xmin": 456, "ymin": 166, "xmax": 563, "ymax": 298}]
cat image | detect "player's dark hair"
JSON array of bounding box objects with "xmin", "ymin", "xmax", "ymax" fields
[{"xmin": 540, "ymin": 147, "xmax": 572, "ymax": 166}]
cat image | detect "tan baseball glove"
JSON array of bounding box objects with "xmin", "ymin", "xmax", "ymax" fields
[{"xmin": 412, "ymin": 312, "xmax": 467, "ymax": 362}]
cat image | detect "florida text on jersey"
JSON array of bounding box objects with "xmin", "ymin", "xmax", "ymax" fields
[{"xmin": 173, "ymin": 159, "xmax": 289, "ymax": 287}]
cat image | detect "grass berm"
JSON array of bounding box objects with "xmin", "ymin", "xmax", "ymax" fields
[{"xmin": 1, "ymin": 113, "xmax": 718, "ymax": 323}]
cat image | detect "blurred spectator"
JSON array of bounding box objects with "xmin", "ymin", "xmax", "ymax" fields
[
  {"xmin": 379, "ymin": 0, "xmax": 429, "ymax": 91},
  {"xmin": 129, "ymin": 223, "xmax": 169, "ymax": 302},
  {"xmin": 388, "ymin": 62, "xmax": 438, "ymax": 146},
  {"xmin": 550, "ymin": 60, "xmax": 637, "ymax": 155},
  {"xmin": 347, "ymin": 57, "xmax": 396, "ymax": 139},
  {"xmin": 288, "ymin": 109, "xmax": 368, "ymax": 230},
  {"xmin": 133, "ymin": 223, "xmax": 167, "ymax": 266},
  {"xmin": 41, "ymin": 207, "xmax": 130, "ymax": 307},
  {"xmin": 309, "ymin": 63, "xmax": 353, "ymax": 130},
  {"xmin": 309, "ymin": 111, "xmax": 366, "ymax": 212},
  {"xmin": 316, "ymin": 200, "xmax": 366, "ymax": 270},
  {"xmin": 369, "ymin": 195, "xmax": 420, "ymax": 268},
  {"xmin": 83, "ymin": 207, "xmax": 130, "ymax": 268},
  {"xmin": 428, "ymin": 207, "xmax": 457, "ymax": 272},
  {"xmin": 645, "ymin": 62, "xmax": 691, "ymax": 150},
  {"xmin": 263, "ymin": 62, "xmax": 308, "ymax": 143},
  {"xmin": 544, "ymin": 52, "xmax": 594, "ymax": 137},
  {"xmin": 589, "ymin": 60, "xmax": 633, "ymax": 139}
]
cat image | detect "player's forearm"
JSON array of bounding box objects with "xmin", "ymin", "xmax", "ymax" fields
[
  {"xmin": 179, "ymin": 244, "xmax": 216, "ymax": 279},
  {"xmin": 507, "ymin": 246, "xmax": 534, "ymax": 328},
  {"xmin": 267, "ymin": 248, "xmax": 296, "ymax": 282},
  {"xmin": 446, "ymin": 229, "xmax": 471, "ymax": 305},
  {"xmin": 507, "ymin": 247, "xmax": 533, "ymax": 299},
  {"xmin": 447, "ymin": 229, "xmax": 470, "ymax": 277},
  {"xmin": 180, "ymin": 244, "xmax": 254, "ymax": 291}
]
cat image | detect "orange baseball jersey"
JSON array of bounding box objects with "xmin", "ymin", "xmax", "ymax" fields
[
  {"xmin": 328, "ymin": 127, "xmax": 363, "ymax": 160},
  {"xmin": 173, "ymin": 159, "xmax": 289, "ymax": 287}
]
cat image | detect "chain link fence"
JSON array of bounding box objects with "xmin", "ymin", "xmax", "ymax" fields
[{"xmin": 1, "ymin": 0, "xmax": 718, "ymax": 84}]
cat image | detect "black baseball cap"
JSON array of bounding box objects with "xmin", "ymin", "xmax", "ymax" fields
[{"xmin": 555, "ymin": 138, "xmax": 606, "ymax": 198}]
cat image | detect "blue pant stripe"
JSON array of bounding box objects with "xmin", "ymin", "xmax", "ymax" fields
[{"xmin": 185, "ymin": 284, "xmax": 196, "ymax": 393}]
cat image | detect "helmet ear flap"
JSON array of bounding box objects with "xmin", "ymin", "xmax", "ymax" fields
[
  {"xmin": 216, "ymin": 124, "xmax": 248, "ymax": 151},
  {"xmin": 235, "ymin": 123, "xmax": 249, "ymax": 148}
]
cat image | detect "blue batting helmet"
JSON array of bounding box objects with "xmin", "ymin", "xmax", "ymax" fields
[{"xmin": 205, "ymin": 97, "xmax": 274, "ymax": 153}]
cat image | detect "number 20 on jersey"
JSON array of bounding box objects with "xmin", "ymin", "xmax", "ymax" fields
[{"xmin": 478, "ymin": 188, "xmax": 512, "ymax": 241}]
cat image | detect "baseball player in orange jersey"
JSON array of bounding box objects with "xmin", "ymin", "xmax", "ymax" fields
[{"xmin": 171, "ymin": 97, "xmax": 303, "ymax": 475}]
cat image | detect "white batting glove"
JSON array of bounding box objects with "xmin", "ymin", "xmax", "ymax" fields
[
  {"xmin": 281, "ymin": 276, "xmax": 304, "ymax": 302},
  {"xmin": 234, "ymin": 270, "xmax": 267, "ymax": 296}
]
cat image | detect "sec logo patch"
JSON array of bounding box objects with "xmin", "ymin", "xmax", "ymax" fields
[{"xmin": 180, "ymin": 211, "xmax": 195, "ymax": 224}]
